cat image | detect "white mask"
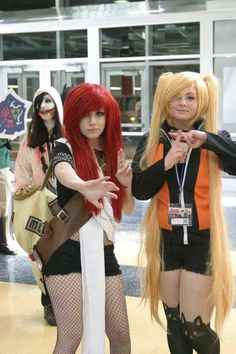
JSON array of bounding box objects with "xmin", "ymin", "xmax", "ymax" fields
[
  {"xmin": 40, "ymin": 94, "xmax": 55, "ymax": 112},
  {"xmin": 38, "ymin": 94, "xmax": 56, "ymax": 121}
]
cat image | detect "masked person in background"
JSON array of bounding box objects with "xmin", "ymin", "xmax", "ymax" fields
[
  {"xmin": 14, "ymin": 86, "xmax": 63, "ymax": 326},
  {"xmin": 0, "ymin": 139, "xmax": 17, "ymax": 255},
  {"xmin": 131, "ymin": 71, "xmax": 236, "ymax": 354}
]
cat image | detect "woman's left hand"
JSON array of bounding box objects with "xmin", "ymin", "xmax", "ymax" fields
[
  {"xmin": 169, "ymin": 130, "xmax": 207, "ymax": 149},
  {"xmin": 115, "ymin": 148, "xmax": 133, "ymax": 188}
]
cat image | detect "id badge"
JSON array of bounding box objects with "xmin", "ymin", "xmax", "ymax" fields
[{"xmin": 168, "ymin": 204, "xmax": 192, "ymax": 226}]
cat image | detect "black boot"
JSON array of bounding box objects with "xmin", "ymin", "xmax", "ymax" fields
[
  {"xmin": 41, "ymin": 292, "xmax": 56, "ymax": 326},
  {"xmin": 0, "ymin": 217, "xmax": 17, "ymax": 255},
  {"xmin": 181, "ymin": 314, "xmax": 220, "ymax": 354},
  {"xmin": 44, "ymin": 304, "xmax": 56, "ymax": 326},
  {"xmin": 163, "ymin": 303, "xmax": 193, "ymax": 354}
]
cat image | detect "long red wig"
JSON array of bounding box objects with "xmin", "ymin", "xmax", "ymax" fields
[{"xmin": 63, "ymin": 83, "xmax": 124, "ymax": 221}]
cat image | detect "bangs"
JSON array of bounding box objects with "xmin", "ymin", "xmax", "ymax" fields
[
  {"xmin": 65, "ymin": 84, "xmax": 111, "ymax": 120},
  {"xmin": 34, "ymin": 92, "xmax": 46, "ymax": 112}
]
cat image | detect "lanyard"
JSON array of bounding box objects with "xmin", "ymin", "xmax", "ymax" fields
[
  {"xmin": 161, "ymin": 130, "xmax": 192, "ymax": 205},
  {"xmin": 174, "ymin": 147, "xmax": 192, "ymax": 206},
  {"xmin": 174, "ymin": 148, "xmax": 192, "ymax": 245}
]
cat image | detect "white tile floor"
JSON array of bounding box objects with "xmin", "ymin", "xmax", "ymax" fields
[{"xmin": 1, "ymin": 177, "xmax": 235, "ymax": 354}]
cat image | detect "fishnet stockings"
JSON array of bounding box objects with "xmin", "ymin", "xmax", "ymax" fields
[
  {"xmin": 44, "ymin": 273, "xmax": 83, "ymax": 354},
  {"xmin": 44, "ymin": 273, "xmax": 131, "ymax": 354},
  {"xmin": 105, "ymin": 274, "xmax": 131, "ymax": 354}
]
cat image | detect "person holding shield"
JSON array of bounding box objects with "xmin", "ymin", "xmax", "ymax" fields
[{"xmin": 14, "ymin": 86, "xmax": 63, "ymax": 326}]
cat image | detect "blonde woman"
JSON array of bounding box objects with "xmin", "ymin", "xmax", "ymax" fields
[{"xmin": 131, "ymin": 71, "xmax": 235, "ymax": 354}]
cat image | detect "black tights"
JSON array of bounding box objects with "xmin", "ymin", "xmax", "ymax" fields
[
  {"xmin": 163, "ymin": 303, "xmax": 193, "ymax": 354},
  {"xmin": 163, "ymin": 303, "xmax": 220, "ymax": 354}
]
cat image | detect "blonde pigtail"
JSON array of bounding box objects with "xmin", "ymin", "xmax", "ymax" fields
[
  {"xmin": 138, "ymin": 196, "xmax": 165, "ymax": 327},
  {"xmin": 208, "ymin": 157, "xmax": 234, "ymax": 333},
  {"xmin": 141, "ymin": 72, "xmax": 174, "ymax": 169},
  {"xmin": 139, "ymin": 73, "xmax": 175, "ymax": 328},
  {"xmin": 203, "ymin": 74, "xmax": 219, "ymax": 133},
  {"xmin": 204, "ymin": 74, "xmax": 234, "ymax": 333}
]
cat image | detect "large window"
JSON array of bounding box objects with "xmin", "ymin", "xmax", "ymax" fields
[
  {"xmin": 101, "ymin": 26, "xmax": 145, "ymax": 58},
  {"xmin": 214, "ymin": 20, "xmax": 236, "ymax": 54},
  {"xmin": 101, "ymin": 22, "xmax": 199, "ymax": 58},
  {"xmin": 214, "ymin": 20, "xmax": 236, "ymax": 133},
  {"xmin": 149, "ymin": 22, "xmax": 200, "ymax": 56},
  {"xmin": 2, "ymin": 30, "xmax": 87, "ymax": 61},
  {"xmin": 3, "ymin": 32, "xmax": 56, "ymax": 60},
  {"xmin": 214, "ymin": 57, "xmax": 236, "ymax": 132},
  {"xmin": 59, "ymin": 30, "xmax": 87, "ymax": 58},
  {"xmin": 0, "ymin": 0, "xmax": 55, "ymax": 11}
]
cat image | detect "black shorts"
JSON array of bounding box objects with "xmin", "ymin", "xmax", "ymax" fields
[
  {"xmin": 43, "ymin": 239, "xmax": 121, "ymax": 277},
  {"xmin": 160, "ymin": 237, "xmax": 211, "ymax": 275}
]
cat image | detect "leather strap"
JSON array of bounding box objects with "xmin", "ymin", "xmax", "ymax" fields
[
  {"xmin": 35, "ymin": 192, "xmax": 91, "ymax": 265},
  {"xmin": 40, "ymin": 163, "xmax": 53, "ymax": 190}
]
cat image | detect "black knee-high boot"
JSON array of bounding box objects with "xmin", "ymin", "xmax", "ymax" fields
[
  {"xmin": 181, "ymin": 314, "xmax": 220, "ymax": 354},
  {"xmin": 0, "ymin": 217, "xmax": 16, "ymax": 255},
  {"xmin": 163, "ymin": 303, "xmax": 193, "ymax": 354}
]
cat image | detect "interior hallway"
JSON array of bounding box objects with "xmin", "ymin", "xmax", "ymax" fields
[{"xmin": 0, "ymin": 177, "xmax": 236, "ymax": 354}]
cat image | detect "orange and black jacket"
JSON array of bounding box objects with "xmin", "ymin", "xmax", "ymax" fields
[{"xmin": 131, "ymin": 119, "xmax": 236, "ymax": 241}]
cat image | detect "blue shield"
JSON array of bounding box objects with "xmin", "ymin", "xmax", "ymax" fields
[{"xmin": 0, "ymin": 89, "xmax": 31, "ymax": 140}]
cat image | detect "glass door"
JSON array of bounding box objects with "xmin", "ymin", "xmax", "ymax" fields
[
  {"xmin": 8, "ymin": 71, "xmax": 39, "ymax": 103},
  {"xmin": 102, "ymin": 64, "xmax": 147, "ymax": 159},
  {"xmin": 50, "ymin": 62, "xmax": 87, "ymax": 93},
  {"xmin": 103, "ymin": 67, "xmax": 147, "ymax": 132}
]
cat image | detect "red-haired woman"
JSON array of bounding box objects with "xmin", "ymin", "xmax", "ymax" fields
[{"xmin": 42, "ymin": 83, "xmax": 134, "ymax": 354}]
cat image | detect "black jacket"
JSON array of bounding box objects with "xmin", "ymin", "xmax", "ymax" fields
[{"xmin": 131, "ymin": 120, "xmax": 236, "ymax": 242}]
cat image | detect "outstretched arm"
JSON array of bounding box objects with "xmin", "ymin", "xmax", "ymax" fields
[{"xmin": 54, "ymin": 161, "xmax": 119, "ymax": 209}]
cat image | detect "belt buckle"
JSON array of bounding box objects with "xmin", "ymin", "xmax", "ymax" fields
[{"xmin": 57, "ymin": 209, "xmax": 69, "ymax": 223}]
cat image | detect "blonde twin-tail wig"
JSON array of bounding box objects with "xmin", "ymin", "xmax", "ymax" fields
[
  {"xmin": 204, "ymin": 75, "xmax": 234, "ymax": 333},
  {"xmin": 139, "ymin": 71, "xmax": 234, "ymax": 332}
]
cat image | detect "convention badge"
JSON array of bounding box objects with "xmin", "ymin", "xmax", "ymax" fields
[{"xmin": 168, "ymin": 204, "xmax": 192, "ymax": 226}]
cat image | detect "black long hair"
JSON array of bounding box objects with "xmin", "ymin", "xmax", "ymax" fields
[
  {"xmin": 60, "ymin": 85, "xmax": 74, "ymax": 105},
  {"xmin": 27, "ymin": 92, "xmax": 62, "ymax": 148}
]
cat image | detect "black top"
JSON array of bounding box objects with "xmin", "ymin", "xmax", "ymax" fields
[
  {"xmin": 132, "ymin": 120, "xmax": 236, "ymax": 200},
  {"xmin": 52, "ymin": 142, "xmax": 76, "ymax": 207},
  {"xmin": 131, "ymin": 120, "xmax": 236, "ymax": 244},
  {"xmin": 52, "ymin": 142, "xmax": 107, "ymax": 207}
]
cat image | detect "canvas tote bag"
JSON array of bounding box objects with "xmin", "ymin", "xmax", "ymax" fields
[{"xmin": 12, "ymin": 165, "xmax": 58, "ymax": 255}]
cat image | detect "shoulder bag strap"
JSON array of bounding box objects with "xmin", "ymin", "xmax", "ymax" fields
[
  {"xmin": 40, "ymin": 163, "xmax": 53, "ymax": 190},
  {"xmin": 35, "ymin": 192, "xmax": 91, "ymax": 265}
]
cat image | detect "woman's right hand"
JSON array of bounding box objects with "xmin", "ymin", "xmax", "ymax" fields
[
  {"xmin": 164, "ymin": 130, "xmax": 188, "ymax": 171},
  {"xmin": 80, "ymin": 176, "xmax": 119, "ymax": 209}
]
